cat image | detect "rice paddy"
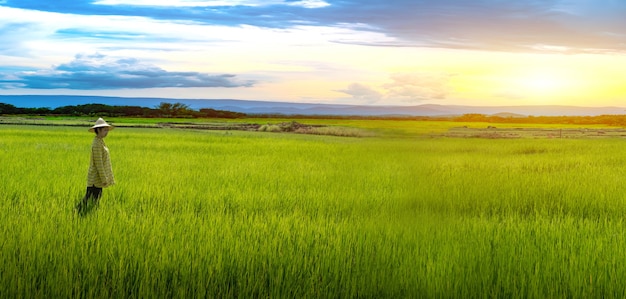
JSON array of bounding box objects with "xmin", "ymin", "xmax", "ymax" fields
[{"xmin": 2, "ymin": 120, "xmax": 626, "ymax": 298}]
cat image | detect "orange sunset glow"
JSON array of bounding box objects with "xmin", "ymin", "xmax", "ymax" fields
[{"xmin": 0, "ymin": 1, "xmax": 625, "ymax": 108}]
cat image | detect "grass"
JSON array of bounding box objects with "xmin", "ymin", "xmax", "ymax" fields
[{"xmin": 2, "ymin": 120, "xmax": 626, "ymax": 297}]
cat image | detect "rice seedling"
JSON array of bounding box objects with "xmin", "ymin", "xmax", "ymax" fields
[{"xmin": 2, "ymin": 121, "xmax": 626, "ymax": 297}]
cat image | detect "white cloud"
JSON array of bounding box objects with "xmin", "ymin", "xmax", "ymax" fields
[
  {"xmin": 288, "ymin": 0, "xmax": 330, "ymax": 9},
  {"xmin": 93, "ymin": 0, "xmax": 268, "ymax": 7},
  {"xmin": 382, "ymin": 72, "xmax": 454, "ymax": 103},
  {"xmin": 0, "ymin": 5, "xmax": 381, "ymax": 62},
  {"xmin": 336, "ymin": 83, "xmax": 382, "ymax": 103},
  {"xmin": 93, "ymin": 0, "xmax": 330, "ymax": 8},
  {"xmin": 339, "ymin": 72, "xmax": 455, "ymax": 104}
]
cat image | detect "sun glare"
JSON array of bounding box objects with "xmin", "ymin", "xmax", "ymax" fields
[
  {"xmin": 520, "ymin": 73, "xmax": 566, "ymax": 93},
  {"xmin": 504, "ymin": 67, "xmax": 581, "ymax": 102}
]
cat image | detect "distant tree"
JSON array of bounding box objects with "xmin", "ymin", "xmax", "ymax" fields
[
  {"xmin": 157, "ymin": 102, "xmax": 173, "ymax": 116},
  {"xmin": 455, "ymin": 114, "xmax": 488, "ymax": 122},
  {"xmin": 157, "ymin": 102, "xmax": 193, "ymax": 117},
  {"xmin": 0, "ymin": 103, "xmax": 18, "ymax": 114},
  {"xmin": 199, "ymin": 108, "xmax": 246, "ymax": 119},
  {"xmin": 171, "ymin": 102, "xmax": 192, "ymax": 117},
  {"xmin": 24, "ymin": 107, "xmax": 52, "ymax": 115},
  {"xmin": 116, "ymin": 106, "xmax": 146, "ymax": 116}
]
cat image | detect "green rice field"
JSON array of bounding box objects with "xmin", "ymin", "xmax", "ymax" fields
[{"xmin": 2, "ymin": 119, "xmax": 626, "ymax": 298}]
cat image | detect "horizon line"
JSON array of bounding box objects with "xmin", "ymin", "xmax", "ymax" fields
[{"xmin": 0, "ymin": 94, "xmax": 625, "ymax": 109}]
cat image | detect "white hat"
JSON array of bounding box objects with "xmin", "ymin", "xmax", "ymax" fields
[{"xmin": 89, "ymin": 118, "xmax": 114, "ymax": 132}]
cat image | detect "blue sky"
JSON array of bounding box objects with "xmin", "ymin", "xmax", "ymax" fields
[{"xmin": 1, "ymin": 0, "xmax": 626, "ymax": 106}]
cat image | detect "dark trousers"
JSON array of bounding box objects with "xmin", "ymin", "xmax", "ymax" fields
[{"xmin": 76, "ymin": 186, "xmax": 102, "ymax": 212}]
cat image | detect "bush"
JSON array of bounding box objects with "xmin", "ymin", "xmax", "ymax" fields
[
  {"xmin": 298, "ymin": 126, "xmax": 376, "ymax": 137},
  {"xmin": 258, "ymin": 124, "xmax": 283, "ymax": 132}
]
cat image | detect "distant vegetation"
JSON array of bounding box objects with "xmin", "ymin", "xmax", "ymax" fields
[
  {"xmin": 3, "ymin": 102, "xmax": 626, "ymax": 125},
  {"xmin": 453, "ymin": 113, "xmax": 626, "ymax": 126},
  {"xmin": 0, "ymin": 102, "xmax": 246, "ymax": 119}
]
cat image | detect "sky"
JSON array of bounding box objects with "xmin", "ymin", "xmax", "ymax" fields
[{"xmin": 1, "ymin": 0, "xmax": 626, "ymax": 107}]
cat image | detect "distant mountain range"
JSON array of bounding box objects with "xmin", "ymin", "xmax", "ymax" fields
[{"xmin": 1, "ymin": 95, "xmax": 625, "ymax": 117}]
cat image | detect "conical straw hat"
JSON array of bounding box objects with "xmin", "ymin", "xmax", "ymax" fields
[{"xmin": 88, "ymin": 118, "xmax": 115, "ymax": 132}]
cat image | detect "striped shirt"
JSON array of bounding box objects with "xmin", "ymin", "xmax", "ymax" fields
[{"xmin": 87, "ymin": 137, "xmax": 115, "ymax": 188}]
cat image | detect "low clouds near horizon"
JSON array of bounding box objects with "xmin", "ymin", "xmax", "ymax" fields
[
  {"xmin": 338, "ymin": 73, "xmax": 454, "ymax": 104},
  {"xmin": 0, "ymin": 53, "xmax": 255, "ymax": 90}
]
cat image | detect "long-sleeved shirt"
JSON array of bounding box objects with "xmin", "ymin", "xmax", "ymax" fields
[{"xmin": 87, "ymin": 137, "xmax": 115, "ymax": 188}]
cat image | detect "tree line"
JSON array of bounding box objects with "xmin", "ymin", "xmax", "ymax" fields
[
  {"xmin": 0, "ymin": 102, "xmax": 246, "ymax": 119},
  {"xmin": 3, "ymin": 101, "xmax": 626, "ymax": 125}
]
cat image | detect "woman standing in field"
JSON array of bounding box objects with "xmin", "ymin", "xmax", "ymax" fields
[{"xmin": 75, "ymin": 118, "xmax": 115, "ymax": 214}]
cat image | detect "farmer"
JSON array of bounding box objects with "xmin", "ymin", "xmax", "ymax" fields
[{"xmin": 75, "ymin": 118, "xmax": 115, "ymax": 214}]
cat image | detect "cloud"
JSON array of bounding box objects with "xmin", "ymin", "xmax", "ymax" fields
[
  {"xmin": 336, "ymin": 83, "xmax": 382, "ymax": 103},
  {"xmin": 93, "ymin": 0, "xmax": 330, "ymax": 8},
  {"xmin": 383, "ymin": 73, "xmax": 453, "ymax": 102},
  {"xmin": 4, "ymin": 0, "xmax": 626, "ymax": 54},
  {"xmin": 339, "ymin": 72, "xmax": 454, "ymax": 104},
  {"xmin": 315, "ymin": 0, "xmax": 626, "ymax": 53},
  {"xmin": 0, "ymin": 23, "xmax": 38, "ymax": 55},
  {"xmin": 0, "ymin": 53, "xmax": 255, "ymax": 89}
]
